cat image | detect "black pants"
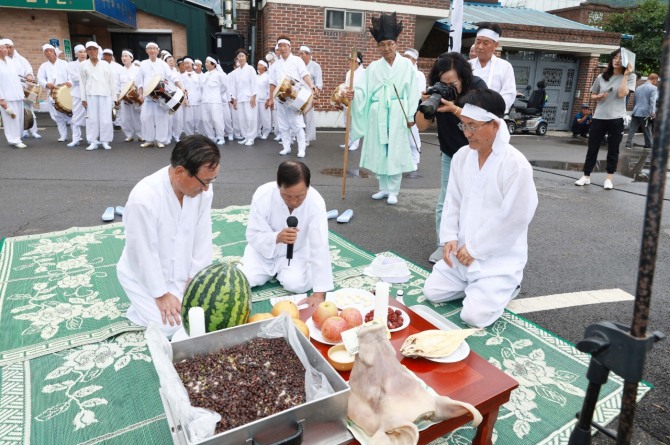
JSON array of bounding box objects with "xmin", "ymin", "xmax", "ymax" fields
[
  {"xmin": 571, "ymin": 118, "xmax": 589, "ymax": 136},
  {"xmin": 583, "ymin": 118, "xmax": 624, "ymax": 175}
]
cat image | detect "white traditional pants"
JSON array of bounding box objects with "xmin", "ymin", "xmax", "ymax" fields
[
  {"xmin": 223, "ymin": 102, "xmax": 233, "ymax": 137},
  {"xmin": 126, "ymin": 291, "xmax": 182, "ymax": 338},
  {"xmin": 240, "ymin": 248, "xmax": 312, "ymax": 294},
  {"xmin": 0, "ymin": 100, "xmax": 24, "ymax": 145},
  {"xmin": 237, "ymin": 101, "xmax": 258, "ymax": 141},
  {"xmin": 183, "ymin": 103, "xmax": 202, "ymax": 136},
  {"xmin": 71, "ymin": 96, "xmax": 86, "ymax": 142},
  {"xmin": 141, "ymin": 100, "xmax": 170, "ymax": 144},
  {"xmin": 85, "ymin": 95, "xmax": 114, "ymax": 144},
  {"xmin": 277, "ymin": 101, "xmax": 306, "ymax": 152},
  {"xmin": 304, "ymin": 107, "xmax": 316, "ymax": 142},
  {"xmin": 378, "ymin": 174, "xmax": 402, "ymax": 196},
  {"xmin": 171, "ymin": 105, "xmax": 184, "ymax": 141},
  {"xmin": 48, "ymin": 99, "xmax": 70, "ymax": 139},
  {"xmin": 120, "ymin": 102, "xmax": 142, "ymax": 139},
  {"xmin": 409, "ymin": 125, "xmax": 421, "ymax": 167},
  {"xmin": 202, "ymin": 102, "xmax": 226, "ymax": 141},
  {"xmin": 257, "ymin": 100, "xmax": 272, "ymax": 138},
  {"xmin": 423, "ymin": 259, "xmax": 522, "ymax": 327},
  {"xmin": 231, "ymin": 103, "xmax": 241, "ymax": 138}
]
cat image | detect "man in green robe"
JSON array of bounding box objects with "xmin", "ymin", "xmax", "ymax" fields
[{"xmin": 348, "ymin": 12, "xmax": 420, "ymax": 205}]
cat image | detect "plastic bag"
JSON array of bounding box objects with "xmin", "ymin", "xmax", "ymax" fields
[{"xmin": 146, "ymin": 323, "xmax": 221, "ymax": 443}]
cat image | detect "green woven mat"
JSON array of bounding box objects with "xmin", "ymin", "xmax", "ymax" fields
[{"xmin": 0, "ymin": 206, "xmax": 652, "ymax": 444}]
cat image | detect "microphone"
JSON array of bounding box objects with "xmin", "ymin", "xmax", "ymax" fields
[{"xmin": 286, "ymin": 216, "xmax": 298, "ymax": 265}]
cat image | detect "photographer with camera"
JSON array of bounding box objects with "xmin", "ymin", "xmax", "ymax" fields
[{"xmin": 415, "ymin": 52, "xmax": 487, "ymax": 263}]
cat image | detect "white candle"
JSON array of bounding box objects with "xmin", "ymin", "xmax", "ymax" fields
[
  {"xmin": 374, "ymin": 282, "xmax": 389, "ymax": 326},
  {"xmin": 188, "ymin": 307, "xmax": 206, "ymax": 337}
]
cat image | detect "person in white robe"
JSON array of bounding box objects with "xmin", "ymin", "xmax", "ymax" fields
[
  {"xmin": 37, "ymin": 43, "xmax": 72, "ymax": 142},
  {"xmin": 403, "ymin": 48, "xmax": 426, "ymax": 170},
  {"xmin": 228, "ymin": 61, "xmax": 243, "ymax": 141},
  {"xmin": 0, "ymin": 39, "xmax": 26, "ymax": 148},
  {"xmin": 256, "ymin": 60, "xmax": 272, "ymax": 139},
  {"xmin": 181, "ymin": 58, "xmax": 203, "ymax": 137},
  {"xmin": 267, "ymin": 36, "xmax": 317, "ymax": 158},
  {"xmin": 117, "ymin": 135, "xmax": 220, "ymax": 337},
  {"xmin": 423, "ymin": 89, "xmax": 538, "ymax": 328},
  {"xmin": 194, "ymin": 60, "xmax": 203, "ymax": 74},
  {"xmin": 338, "ymin": 52, "xmax": 365, "ymax": 151},
  {"xmin": 169, "ymin": 57, "xmax": 185, "ymax": 143},
  {"xmin": 102, "ymin": 49, "xmax": 124, "ymax": 127},
  {"xmin": 80, "ymin": 42, "xmax": 116, "ymax": 151},
  {"xmin": 266, "ymin": 51, "xmax": 280, "ymax": 141},
  {"xmin": 469, "ymin": 23, "xmax": 516, "ymax": 113},
  {"xmin": 240, "ymin": 161, "xmax": 333, "ymax": 307},
  {"xmin": 136, "ymin": 42, "xmax": 184, "ymax": 148},
  {"xmin": 119, "ymin": 49, "xmax": 142, "ymax": 142},
  {"xmin": 6, "ymin": 40, "xmax": 41, "ymax": 139},
  {"xmin": 67, "ymin": 45, "xmax": 87, "ymax": 147},
  {"xmin": 201, "ymin": 56, "xmax": 227, "ymax": 145},
  {"xmin": 298, "ymin": 45, "xmax": 322, "ymax": 145},
  {"xmin": 230, "ymin": 50, "xmax": 258, "ymax": 146}
]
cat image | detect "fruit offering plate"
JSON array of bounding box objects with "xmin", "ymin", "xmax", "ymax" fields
[
  {"xmin": 305, "ymin": 317, "xmax": 339, "ymax": 345},
  {"xmin": 362, "ymin": 307, "xmax": 410, "ymax": 333},
  {"xmin": 408, "ymin": 305, "xmax": 471, "ymax": 363},
  {"xmin": 389, "ymin": 308, "xmax": 410, "ymax": 333},
  {"xmin": 326, "ymin": 288, "xmax": 375, "ymax": 311}
]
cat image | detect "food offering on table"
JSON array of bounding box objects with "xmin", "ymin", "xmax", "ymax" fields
[
  {"xmin": 246, "ymin": 301, "xmax": 310, "ymax": 338},
  {"xmin": 174, "ymin": 337, "xmax": 306, "ymax": 435},
  {"xmin": 328, "ymin": 288, "xmax": 374, "ymax": 311},
  {"xmin": 400, "ymin": 329, "xmax": 479, "ymax": 359},
  {"xmin": 308, "ymin": 302, "xmax": 364, "ymax": 344},
  {"xmin": 181, "ymin": 261, "xmax": 252, "ymax": 336},
  {"xmin": 348, "ymin": 323, "xmax": 482, "ymax": 444},
  {"xmin": 327, "ymin": 344, "xmax": 356, "ymax": 372},
  {"xmin": 364, "ymin": 307, "xmax": 410, "ymax": 332}
]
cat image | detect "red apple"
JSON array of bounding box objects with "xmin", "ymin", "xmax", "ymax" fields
[
  {"xmin": 339, "ymin": 307, "xmax": 363, "ymax": 329},
  {"xmin": 321, "ymin": 316, "xmax": 350, "ymax": 343},
  {"xmin": 312, "ymin": 301, "xmax": 338, "ymax": 329}
]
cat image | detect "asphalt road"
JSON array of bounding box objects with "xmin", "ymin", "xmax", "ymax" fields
[{"xmin": 1, "ymin": 124, "xmax": 668, "ymax": 444}]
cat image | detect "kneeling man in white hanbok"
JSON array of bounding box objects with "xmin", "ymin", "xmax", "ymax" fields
[
  {"xmin": 240, "ymin": 161, "xmax": 333, "ymax": 307},
  {"xmin": 423, "ymin": 89, "xmax": 538, "ymax": 328},
  {"xmin": 117, "ymin": 135, "xmax": 221, "ymax": 337}
]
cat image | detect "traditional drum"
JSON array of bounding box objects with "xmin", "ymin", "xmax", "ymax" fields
[
  {"xmin": 329, "ymin": 83, "xmax": 350, "ymax": 108},
  {"xmin": 145, "ymin": 74, "xmax": 184, "ymax": 114},
  {"xmin": 118, "ymin": 80, "xmax": 139, "ymax": 105},
  {"xmin": 272, "ymin": 75, "xmax": 313, "ymax": 114},
  {"xmin": 50, "ymin": 84, "xmax": 73, "ymax": 116},
  {"xmin": 24, "ymin": 108, "xmax": 34, "ymax": 131},
  {"xmin": 23, "ymin": 82, "xmax": 42, "ymax": 105}
]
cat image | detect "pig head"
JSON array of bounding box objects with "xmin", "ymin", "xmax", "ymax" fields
[{"xmin": 348, "ymin": 323, "xmax": 482, "ymax": 445}]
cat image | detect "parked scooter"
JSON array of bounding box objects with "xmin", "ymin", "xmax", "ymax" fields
[{"xmin": 505, "ymin": 80, "xmax": 549, "ymax": 136}]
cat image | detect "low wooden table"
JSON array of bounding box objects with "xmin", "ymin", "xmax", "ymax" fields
[{"xmin": 301, "ymin": 300, "xmax": 518, "ymax": 445}]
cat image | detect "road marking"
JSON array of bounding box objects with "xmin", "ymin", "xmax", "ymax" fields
[{"xmin": 507, "ymin": 288, "xmax": 634, "ymax": 314}]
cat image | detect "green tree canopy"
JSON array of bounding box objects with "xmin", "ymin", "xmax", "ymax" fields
[{"xmin": 603, "ymin": 0, "xmax": 667, "ymax": 75}]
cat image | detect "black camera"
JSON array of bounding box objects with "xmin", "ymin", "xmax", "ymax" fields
[{"xmin": 419, "ymin": 82, "xmax": 457, "ymax": 120}]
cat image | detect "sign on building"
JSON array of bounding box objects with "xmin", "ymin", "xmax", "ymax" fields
[{"xmin": 63, "ymin": 39, "xmax": 72, "ymax": 62}]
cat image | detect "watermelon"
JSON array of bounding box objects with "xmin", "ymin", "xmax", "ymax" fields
[{"xmin": 181, "ymin": 262, "xmax": 252, "ymax": 335}]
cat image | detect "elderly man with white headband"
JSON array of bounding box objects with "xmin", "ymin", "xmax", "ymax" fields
[
  {"xmin": 229, "ymin": 49, "xmax": 258, "ymax": 146},
  {"xmin": 469, "ymin": 22, "xmax": 516, "ymax": 113},
  {"xmin": 267, "ymin": 35, "xmax": 318, "ymax": 158},
  {"xmin": 80, "ymin": 41, "xmax": 116, "ymax": 151},
  {"xmin": 66, "ymin": 44, "xmax": 87, "ymax": 147},
  {"xmin": 256, "ymin": 59, "xmax": 272, "ymax": 140},
  {"xmin": 37, "ymin": 43, "xmax": 72, "ymax": 142},
  {"xmin": 0, "ymin": 39, "xmax": 27, "ymax": 148},
  {"xmin": 193, "ymin": 59, "xmax": 203, "ymax": 74},
  {"xmin": 5, "ymin": 39, "xmax": 41, "ymax": 139},
  {"xmin": 423, "ymin": 88, "xmax": 537, "ymax": 328},
  {"xmin": 119, "ymin": 49, "xmax": 142, "ymax": 142},
  {"xmin": 403, "ymin": 48, "xmax": 426, "ymax": 170},
  {"xmin": 135, "ymin": 42, "xmax": 184, "ymax": 148},
  {"xmin": 181, "ymin": 57, "xmax": 204, "ymax": 137},
  {"xmin": 298, "ymin": 45, "xmax": 322, "ymax": 147},
  {"xmin": 201, "ymin": 56, "xmax": 227, "ymax": 145}
]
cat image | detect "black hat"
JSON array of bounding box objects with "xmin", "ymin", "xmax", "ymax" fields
[{"xmin": 369, "ymin": 12, "xmax": 403, "ymax": 43}]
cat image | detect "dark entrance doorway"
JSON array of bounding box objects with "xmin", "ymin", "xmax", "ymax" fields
[{"xmin": 110, "ymin": 32, "xmax": 173, "ymax": 61}]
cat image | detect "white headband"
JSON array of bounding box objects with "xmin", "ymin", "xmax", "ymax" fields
[
  {"xmin": 205, "ymin": 56, "xmax": 217, "ymax": 65},
  {"xmin": 194, "ymin": 59, "xmax": 202, "ymax": 65},
  {"xmin": 146, "ymin": 42, "xmax": 159, "ymax": 49},
  {"xmin": 102, "ymin": 49, "xmax": 113, "ymax": 55},
  {"xmin": 42, "ymin": 43, "xmax": 56, "ymax": 52},
  {"xmin": 183, "ymin": 57, "xmax": 194, "ymax": 64},
  {"xmin": 461, "ymin": 103, "xmax": 510, "ymax": 145},
  {"xmin": 476, "ymin": 28, "xmax": 500, "ymax": 42},
  {"xmin": 277, "ymin": 39, "xmax": 291, "ymax": 46},
  {"xmin": 299, "ymin": 45, "xmax": 310, "ymax": 53},
  {"xmin": 258, "ymin": 60, "xmax": 268, "ymax": 68},
  {"xmin": 403, "ymin": 49, "xmax": 419, "ymax": 60},
  {"xmin": 122, "ymin": 50, "xmax": 133, "ymax": 59},
  {"xmin": 74, "ymin": 44, "xmax": 85, "ymax": 53},
  {"xmin": 3, "ymin": 39, "xmax": 14, "ymax": 46}
]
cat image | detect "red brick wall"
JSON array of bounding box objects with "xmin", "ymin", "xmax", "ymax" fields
[
  {"xmin": 258, "ymin": 4, "xmax": 417, "ymax": 111},
  {"xmin": 503, "ymin": 24, "xmax": 621, "ymax": 46},
  {"xmin": 136, "ymin": 11, "xmax": 188, "ymax": 58},
  {"xmin": 550, "ymin": 4, "xmax": 623, "ymax": 28}
]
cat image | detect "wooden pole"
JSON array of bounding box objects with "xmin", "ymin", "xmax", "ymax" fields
[{"xmin": 342, "ymin": 47, "xmax": 357, "ymax": 200}]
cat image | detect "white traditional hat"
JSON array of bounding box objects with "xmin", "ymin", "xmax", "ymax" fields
[
  {"xmin": 0, "ymin": 39, "xmax": 11, "ymax": 46},
  {"xmin": 85, "ymin": 41, "xmax": 98, "ymax": 49},
  {"xmin": 42, "ymin": 43, "xmax": 56, "ymax": 52},
  {"xmin": 3, "ymin": 39, "xmax": 14, "ymax": 46},
  {"xmin": 146, "ymin": 42, "xmax": 159, "ymax": 49},
  {"xmin": 102, "ymin": 48, "xmax": 113, "ymax": 55},
  {"xmin": 403, "ymin": 48, "xmax": 419, "ymax": 60},
  {"xmin": 194, "ymin": 59, "xmax": 202, "ymax": 65},
  {"xmin": 74, "ymin": 44, "xmax": 86, "ymax": 53},
  {"xmin": 299, "ymin": 45, "xmax": 311, "ymax": 53}
]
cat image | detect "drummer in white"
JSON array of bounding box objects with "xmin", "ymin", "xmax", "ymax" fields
[
  {"xmin": 37, "ymin": 43, "xmax": 72, "ymax": 142},
  {"xmin": 136, "ymin": 42, "xmax": 184, "ymax": 148},
  {"xmin": 298, "ymin": 45, "xmax": 322, "ymax": 146},
  {"xmin": 267, "ymin": 36, "xmax": 317, "ymax": 158},
  {"xmin": 0, "ymin": 39, "xmax": 26, "ymax": 148},
  {"xmin": 67, "ymin": 44, "xmax": 87, "ymax": 148},
  {"xmin": 80, "ymin": 42, "xmax": 116, "ymax": 151},
  {"xmin": 119, "ymin": 49, "xmax": 142, "ymax": 142},
  {"xmin": 6, "ymin": 39, "xmax": 41, "ymax": 139}
]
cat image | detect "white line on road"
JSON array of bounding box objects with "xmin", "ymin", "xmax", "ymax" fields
[{"xmin": 507, "ymin": 288, "xmax": 634, "ymax": 314}]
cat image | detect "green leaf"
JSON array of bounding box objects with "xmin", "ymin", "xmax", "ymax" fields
[
  {"xmin": 35, "ymin": 401, "xmax": 71, "ymax": 421},
  {"xmin": 10, "ymin": 304, "xmax": 36, "ymax": 314},
  {"xmin": 42, "ymin": 382, "xmax": 70, "ymax": 393},
  {"xmin": 556, "ymin": 381, "xmax": 586, "ymax": 397},
  {"xmin": 114, "ymin": 355, "xmax": 131, "ymax": 371},
  {"xmin": 554, "ymin": 369, "xmax": 579, "ymax": 383},
  {"xmin": 7, "ymin": 293, "xmax": 32, "ymax": 300},
  {"xmin": 73, "ymin": 385, "xmax": 103, "ymax": 398},
  {"xmin": 536, "ymin": 386, "xmax": 567, "ymax": 406},
  {"xmin": 81, "ymin": 397, "xmax": 108, "ymax": 408},
  {"xmin": 512, "ymin": 339, "xmax": 533, "ymax": 349},
  {"xmin": 486, "ymin": 336, "xmax": 504, "ymax": 346},
  {"xmin": 45, "ymin": 366, "xmax": 72, "ymax": 380}
]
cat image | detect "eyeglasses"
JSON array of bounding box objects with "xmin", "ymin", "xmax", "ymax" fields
[
  {"xmin": 193, "ymin": 174, "xmax": 216, "ymax": 188},
  {"xmin": 457, "ymin": 121, "xmax": 491, "ymax": 133}
]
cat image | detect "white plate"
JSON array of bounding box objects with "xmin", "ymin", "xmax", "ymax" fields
[
  {"xmin": 360, "ymin": 307, "xmax": 410, "ymax": 333},
  {"xmin": 327, "ymin": 288, "xmax": 375, "ymax": 311},
  {"xmin": 408, "ymin": 305, "xmax": 471, "ymax": 363},
  {"xmin": 305, "ymin": 317, "xmax": 339, "ymax": 345}
]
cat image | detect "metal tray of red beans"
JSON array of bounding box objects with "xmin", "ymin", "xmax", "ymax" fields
[{"xmin": 160, "ymin": 319, "xmax": 352, "ymax": 445}]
